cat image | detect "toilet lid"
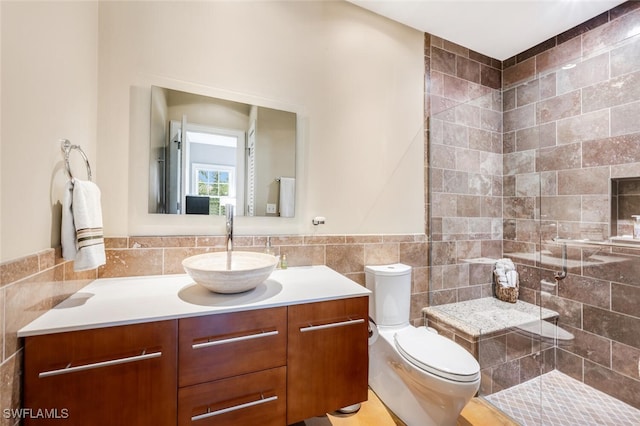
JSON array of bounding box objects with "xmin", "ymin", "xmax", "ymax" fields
[{"xmin": 394, "ymin": 327, "xmax": 480, "ymax": 383}]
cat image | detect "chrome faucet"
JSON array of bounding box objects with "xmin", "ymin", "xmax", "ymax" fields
[{"xmin": 225, "ymin": 204, "xmax": 234, "ymax": 252}]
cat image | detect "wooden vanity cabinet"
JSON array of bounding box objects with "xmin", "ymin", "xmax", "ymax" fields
[
  {"xmin": 177, "ymin": 307, "xmax": 287, "ymax": 425},
  {"xmin": 286, "ymin": 296, "xmax": 369, "ymax": 424},
  {"xmin": 22, "ymin": 296, "xmax": 368, "ymax": 426},
  {"xmin": 23, "ymin": 320, "xmax": 177, "ymax": 426}
]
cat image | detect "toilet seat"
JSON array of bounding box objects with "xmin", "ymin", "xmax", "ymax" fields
[{"xmin": 394, "ymin": 327, "xmax": 480, "ymax": 383}]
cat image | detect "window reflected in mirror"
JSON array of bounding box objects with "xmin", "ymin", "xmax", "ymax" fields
[{"xmin": 149, "ymin": 86, "xmax": 296, "ymax": 217}]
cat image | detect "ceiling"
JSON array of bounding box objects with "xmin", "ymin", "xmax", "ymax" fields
[{"xmin": 347, "ymin": 0, "xmax": 626, "ymax": 60}]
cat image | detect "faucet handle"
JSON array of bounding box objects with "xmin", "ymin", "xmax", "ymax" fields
[{"xmin": 225, "ymin": 204, "xmax": 234, "ymax": 252}]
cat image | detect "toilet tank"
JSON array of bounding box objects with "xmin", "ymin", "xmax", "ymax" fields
[{"xmin": 365, "ymin": 264, "xmax": 412, "ymax": 326}]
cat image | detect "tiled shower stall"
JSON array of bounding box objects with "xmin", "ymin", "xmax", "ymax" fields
[{"xmin": 426, "ymin": 1, "xmax": 640, "ymax": 422}]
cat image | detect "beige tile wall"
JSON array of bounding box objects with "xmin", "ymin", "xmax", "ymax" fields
[
  {"xmin": 0, "ymin": 250, "xmax": 95, "ymax": 426},
  {"xmin": 99, "ymin": 234, "xmax": 429, "ymax": 322},
  {"xmin": 426, "ymin": 34, "xmax": 504, "ymax": 306}
]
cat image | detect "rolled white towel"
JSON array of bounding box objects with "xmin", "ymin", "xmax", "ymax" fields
[
  {"xmin": 495, "ymin": 258, "xmax": 515, "ymax": 272},
  {"xmin": 494, "ymin": 258, "xmax": 518, "ymax": 288}
]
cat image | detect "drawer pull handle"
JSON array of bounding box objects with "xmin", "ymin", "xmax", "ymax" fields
[
  {"xmin": 300, "ymin": 318, "xmax": 365, "ymax": 332},
  {"xmin": 192, "ymin": 330, "xmax": 279, "ymax": 349},
  {"xmin": 38, "ymin": 349, "xmax": 162, "ymax": 378},
  {"xmin": 191, "ymin": 394, "xmax": 278, "ymax": 422}
]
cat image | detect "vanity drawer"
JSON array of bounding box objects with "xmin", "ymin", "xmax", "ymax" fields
[
  {"xmin": 178, "ymin": 307, "xmax": 287, "ymax": 387},
  {"xmin": 178, "ymin": 366, "xmax": 286, "ymax": 426}
]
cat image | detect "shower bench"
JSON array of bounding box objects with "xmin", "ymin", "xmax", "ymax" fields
[{"xmin": 423, "ymin": 297, "xmax": 569, "ymax": 395}]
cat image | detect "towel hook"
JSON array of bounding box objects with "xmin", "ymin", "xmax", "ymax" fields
[{"xmin": 61, "ymin": 139, "xmax": 92, "ymax": 181}]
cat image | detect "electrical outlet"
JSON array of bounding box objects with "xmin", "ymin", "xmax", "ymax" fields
[{"xmin": 266, "ymin": 203, "xmax": 277, "ymax": 214}]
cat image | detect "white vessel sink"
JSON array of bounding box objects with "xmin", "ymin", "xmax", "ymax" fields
[{"xmin": 182, "ymin": 251, "xmax": 278, "ymax": 294}]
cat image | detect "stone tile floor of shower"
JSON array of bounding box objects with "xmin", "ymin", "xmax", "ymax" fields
[{"xmin": 486, "ymin": 370, "xmax": 640, "ymax": 425}]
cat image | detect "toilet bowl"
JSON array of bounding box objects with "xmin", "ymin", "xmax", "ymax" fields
[{"xmin": 366, "ymin": 264, "xmax": 480, "ymax": 426}]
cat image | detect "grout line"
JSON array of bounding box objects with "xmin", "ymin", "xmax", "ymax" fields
[{"xmin": 486, "ymin": 370, "xmax": 640, "ymax": 425}]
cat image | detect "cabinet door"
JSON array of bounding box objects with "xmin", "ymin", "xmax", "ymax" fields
[
  {"xmin": 178, "ymin": 307, "xmax": 287, "ymax": 387},
  {"xmin": 23, "ymin": 320, "xmax": 177, "ymax": 426},
  {"xmin": 287, "ymin": 296, "xmax": 369, "ymax": 424},
  {"xmin": 178, "ymin": 366, "xmax": 286, "ymax": 426}
]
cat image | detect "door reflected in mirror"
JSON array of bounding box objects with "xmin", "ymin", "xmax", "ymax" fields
[{"xmin": 149, "ymin": 86, "xmax": 296, "ymax": 217}]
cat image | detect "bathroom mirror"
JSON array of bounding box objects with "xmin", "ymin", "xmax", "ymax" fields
[{"xmin": 149, "ymin": 86, "xmax": 296, "ymax": 217}]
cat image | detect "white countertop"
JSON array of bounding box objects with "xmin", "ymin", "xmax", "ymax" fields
[{"xmin": 18, "ymin": 266, "xmax": 371, "ymax": 337}]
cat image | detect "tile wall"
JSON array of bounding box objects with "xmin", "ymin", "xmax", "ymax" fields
[
  {"xmin": 426, "ymin": 34, "xmax": 504, "ymax": 305},
  {"xmin": 0, "ymin": 250, "xmax": 95, "ymax": 426},
  {"xmin": 426, "ymin": 0, "xmax": 640, "ymax": 410},
  {"xmin": 98, "ymin": 235, "xmax": 429, "ymax": 323},
  {"xmin": 500, "ymin": 3, "xmax": 640, "ymax": 408}
]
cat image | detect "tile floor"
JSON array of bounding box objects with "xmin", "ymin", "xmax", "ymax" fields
[{"xmin": 486, "ymin": 370, "xmax": 640, "ymax": 426}]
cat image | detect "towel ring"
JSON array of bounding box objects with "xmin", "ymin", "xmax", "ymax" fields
[{"xmin": 61, "ymin": 139, "xmax": 92, "ymax": 181}]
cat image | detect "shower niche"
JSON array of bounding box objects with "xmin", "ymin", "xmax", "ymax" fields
[{"xmin": 610, "ymin": 177, "xmax": 640, "ymax": 243}]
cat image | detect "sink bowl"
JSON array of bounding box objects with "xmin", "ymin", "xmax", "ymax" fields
[{"xmin": 182, "ymin": 251, "xmax": 278, "ymax": 294}]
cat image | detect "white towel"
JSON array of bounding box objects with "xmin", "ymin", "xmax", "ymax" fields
[
  {"xmin": 494, "ymin": 258, "xmax": 518, "ymax": 288},
  {"xmin": 61, "ymin": 181, "xmax": 76, "ymax": 261},
  {"xmin": 278, "ymin": 177, "xmax": 295, "ymax": 218},
  {"xmin": 62, "ymin": 179, "xmax": 106, "ymax": 271}
]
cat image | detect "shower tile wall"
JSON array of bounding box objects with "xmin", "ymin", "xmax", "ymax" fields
[
  {"xmin": 501, "ymin": 4, "xmax": 640, "ymax": 409},
  {"xmin": 426, "ymin": 0, "xmax": 640, "ymax": 410},
  {"xmin": 427, "ymin": 36, "xmax": 504, "ymax": 306}
]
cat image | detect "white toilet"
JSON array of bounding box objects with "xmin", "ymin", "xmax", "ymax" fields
[{"xmin": 366, "ymin": 264, "xmax": 480, "ymax": 426}]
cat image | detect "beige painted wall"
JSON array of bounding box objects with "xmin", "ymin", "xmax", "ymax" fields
[
  {"xmin": 97, "ymin": 0, "xmax": 425, "ymax": 237},
  {"xmin": 0, "ymin": 1, "xmax": 98, "ymax": 261},
  {"xmin": 0, "ymin": 0, "xmax": 423, "ymax": 261}
]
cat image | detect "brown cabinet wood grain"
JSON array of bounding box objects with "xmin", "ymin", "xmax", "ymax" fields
[
  {"xmin": 22, "ymin": 296, "xmax": 369, "ymax": 426},
  {"xmin": 23, "ymin": 320, "xmax": 177, "ymax": 426},
  {"xmin": 286, "ymin": 296, "xmax": 369, "ymax": 424},
  {"xmin": 178, "ymin": 366, "xmax": 286, "ymax": 426},
  {"xmin": 178, "ymin": 307, "xmax": 287, "ymax": 387},
  {"xmin": 178, "ymin": 307, "xmax": 288, "ymax": 425}
]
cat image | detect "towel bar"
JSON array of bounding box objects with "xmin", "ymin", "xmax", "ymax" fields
[{"xmin": 61, "ymin": 139, "xmax": 92, "ymax": 181}]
